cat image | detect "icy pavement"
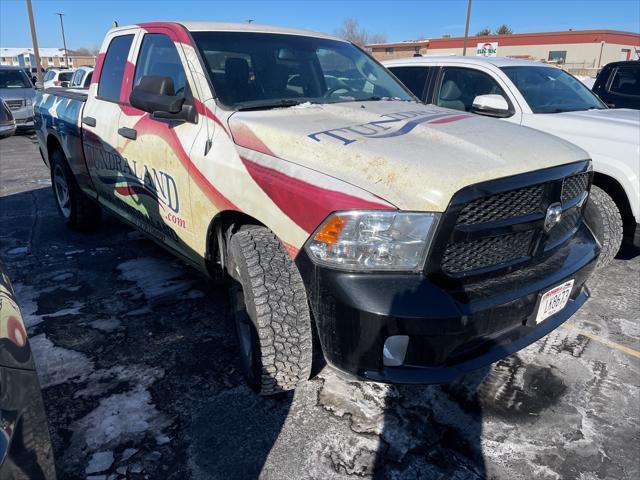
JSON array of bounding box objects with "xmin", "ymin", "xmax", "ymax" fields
[{"xmin": 1, "ymin": 134, "xmax": 638, "ymax": 479}]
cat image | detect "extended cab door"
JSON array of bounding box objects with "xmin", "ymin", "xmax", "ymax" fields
[
  {"xmin": 83, "ymin": 31, "xmax": 137, "ymax": 216},
  {"xmin": 115, "ymin": 29, "xmax": 202, "ymax": 262}
]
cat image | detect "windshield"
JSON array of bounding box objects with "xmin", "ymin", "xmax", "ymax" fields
[
  {"xmin": 0, "ymin": 69, "xmax": 32, "ymax": 89},
  {"xmin": 502, "ymin": 66, "xmax": 605, "ymax": 113},
  {"xmin": 192, "ymin": 31, "xmax": 414, "ymax": 109}
]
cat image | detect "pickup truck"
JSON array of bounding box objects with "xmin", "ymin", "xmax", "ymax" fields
[
  {"xmin": 384, "ymin": 56, "xmax": 640, "ymax": 267},
  {"xmin": 34, "ymin": 22, "xmax": 599, "ymax": 395}
]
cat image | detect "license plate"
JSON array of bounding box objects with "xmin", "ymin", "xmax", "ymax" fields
[{"xmin": 535, "ymin": 279, "xmax": 574, "ymax": 324}]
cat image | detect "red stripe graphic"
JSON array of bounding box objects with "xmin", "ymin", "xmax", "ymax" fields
[
  {"xmin": 240, "ymin": 157, "xmax": 393, "ymax": 234},
  {"xmin": 429, "ymin": 114, "xmax": 472, "ymax": 124},
  {"xmin": 137, "ymin": 22, "xmax": 193, "ymax": 45},
  {"xmin": 230, "ymin": 121, "xmax": 276, "ymax": 157}
]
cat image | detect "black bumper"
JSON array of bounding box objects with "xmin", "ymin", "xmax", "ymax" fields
[{"xmin": 296, "ymin": 223, "xmax": 599, "ymax": 384}]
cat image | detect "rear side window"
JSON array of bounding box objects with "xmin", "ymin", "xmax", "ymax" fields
[
  {"xmin": 134, "ymin": 34, "xmax": 187, "ymax": 96},
  {"xmin": 98, "ymin": 34, "xmax": 134, "ymax": 101},
  {"xmin": 608, "ymin": 65, "xmax": 640, "ymax": 96},
  {"xmin": 44, "ymin": 71, "xmax": 54, "ymax": 81},
  {"xmin": 59, "ymin": 71, "xmax": 74, "ymax": 82},
  {"xmin": 389, "ymin": 66, "xmax": 430, "ymax": 99}
]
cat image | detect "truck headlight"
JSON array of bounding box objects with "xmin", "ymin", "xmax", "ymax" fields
[
  {"xmin": 306, "ymin": 211, "xmax": 439, "ymax": 271},
  {"xmin": 25, "ymin": 97, "xmax": 33, "ymax": 106}
]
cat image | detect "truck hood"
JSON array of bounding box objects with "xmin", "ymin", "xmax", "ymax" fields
[
  {"xmin": 524, "ymin": 108, "xmax": 640, "ymax": 145},
  {"xmin": 228, "ymin": 101, "xmax": 588, "ymax": 211},
  {"xmin": 0, "ymin": 87, "xmax": 35, "ymax": 100}
]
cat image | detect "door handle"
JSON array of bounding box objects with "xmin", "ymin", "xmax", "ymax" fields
[
  {"xmin": 82, "ymin": 116, "xmax": 96, "ymax": 127},
  {"xmin": 118, "ymin": 127, "xmax": 137, "ymax": 140}
]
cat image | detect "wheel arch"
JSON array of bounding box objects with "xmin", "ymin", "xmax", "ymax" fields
[
  {"xmin": 592, "ymin": 172, "xmax": 634, "ymax": 231},
  {"xmin": 46, "ymin": 133, "xmax": 65, "ymax": 166},
  {"xmin": 204, "ymin": 210, "xmax": 266, "ymax": 279}
]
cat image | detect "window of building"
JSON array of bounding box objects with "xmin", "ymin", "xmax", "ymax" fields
[
  {"xmin": 48, "ymin": 57, "xmax": 53, "ymax": 63},
  {"xmin": 97, "ymin": 34, "xmax": 134, "ymax": 101},
  {"xmin": 436, "ymin": 67, "xmax": 509, "ymax": 113},
  {"xmin": 548, "ymin": 50, "xmax": 567, "ymax": 64},
  {"xmin": 134, "ymin": 33, "xmax": 188, "ymax": 96},
  {"xmin": 385, "ymin": 47, "xmax": 394, "ymax": 55},
  {"xmin": 0, "ymin": 57, "xmax": 5, "ymax": 63}
]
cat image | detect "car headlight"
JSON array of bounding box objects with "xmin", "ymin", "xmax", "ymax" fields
[
  {"xmin": 305, "ymin": 210, "xmax": 439, "ymax": 271},
  {"xmin": 25, "ymin": 97, "xmax": 33, "ymax": 106}
]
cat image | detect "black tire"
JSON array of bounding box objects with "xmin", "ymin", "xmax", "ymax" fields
[
  {"xmin": 584, "ymin": 185, "xmax": 623, "ymax": 268},
  {"xmin": 50, "ymin": 149, "xmax": 101, "ymax": 229},
  {"xmin": 227, "ymin": 226, "xmax": 313, "ymax": 395}
]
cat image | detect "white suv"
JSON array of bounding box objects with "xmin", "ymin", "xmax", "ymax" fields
[
  {"xmin": 384, "ymin": 56, "xmax": 640, "ymax": 266},
  {"xmin": 42, "ymin": 68, "xmax": 75, "ymax": 88}
]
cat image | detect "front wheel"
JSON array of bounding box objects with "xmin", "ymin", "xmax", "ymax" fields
[
  {"xmin": 584, "ymin": 185, "xmax": 623, "ymax": 268},
  {"xmin": 50, "ymin": 150, "xmax": 101, "ymax": 229},
  {"xmin": 227, "ymin": 226, "xmax": 313, "ymax": 395}
]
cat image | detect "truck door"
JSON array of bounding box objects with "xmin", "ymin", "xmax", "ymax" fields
[
  {"xmin": 82, "ymin": 31, "xmax": 138, "ymax": 218},
  {"xmin": 116, "ymin": 30, "xmax": 201, "ymax": 262}
]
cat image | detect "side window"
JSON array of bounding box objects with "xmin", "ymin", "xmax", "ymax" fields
[
  {"xmin": 436, "ymin": 67, "xmax": 507, "ymax": 112},
  {"xmin": 98, "ymin": 34, "xmax": 134, "ymax": 101},
  {"xmin": 134, "ymin": 34, "xmax": 187, "ymax": 96},
  {"xmin": 71, "ymin": 70, "xmax": 82, "ymax": 86},
  {"xmin": 389, "ymin": 66, "xmax": 430, "ymax": 99},
  {"xmin": 607, "ymin": 66, "xmax": 639, "ymax": 96}
]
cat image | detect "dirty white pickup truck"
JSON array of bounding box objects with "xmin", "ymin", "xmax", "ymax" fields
[{"xmin": 34, "ymin": 22, "xmax": 599, "ymax": 395}]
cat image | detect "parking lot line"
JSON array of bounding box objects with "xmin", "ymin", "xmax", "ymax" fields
[{"xmin": 562, "ymin": 323, "xmax": 640, "ymax": 358}]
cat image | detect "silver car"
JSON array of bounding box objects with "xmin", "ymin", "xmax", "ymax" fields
[{"xmin": 0, "ymin": 66, "xmax": 35, "ymax": 130}]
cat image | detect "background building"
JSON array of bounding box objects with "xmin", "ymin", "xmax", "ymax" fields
[
  {"xmin": 367, "ymin": 29, "xmax": 640, "ymax": 76},
  {"xmin": 0, "ymin": 47, "xmax": 96, "ymax": 69}
]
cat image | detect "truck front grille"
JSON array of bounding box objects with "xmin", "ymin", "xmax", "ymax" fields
[
  {"xmin": 561, "ymin": 172, "xmax": 590, "ymax": 203},
  {"xmin": 429, "ymin": 164, "xmax": 592, "ymax": 279},
  {"xmin": 441, "ymin": 230, "xmax": 535, "ymax": 274},
  {"xmin": 456, "ymin": 184, "xmax": 545, "ymax": 225},
  {"xmin": 5, "ymin": 99, "xmax": 23, "ymax": 110}
]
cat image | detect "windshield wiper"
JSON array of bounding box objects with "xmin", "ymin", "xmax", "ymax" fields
[{"xmin": 236, "ymin": 99, "xmax": 307, "ymax": 111}]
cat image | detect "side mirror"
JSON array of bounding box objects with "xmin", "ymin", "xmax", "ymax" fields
[
  {"xmin": 471, "ymin": 94, "xmax": 512, "ymax": 118},
  {"xmin": 129, "ymin": 75, "xmax": 195, "ymax": 123},
  {"xmin": 60, "ymin": 81, "xmax": 70, "ymax": 88}
]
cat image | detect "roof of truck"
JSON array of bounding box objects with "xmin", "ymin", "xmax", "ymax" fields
[
  {"xmin": 383, "ymin": 56, "xmax": 555, "ymax": 68},
  {"xmin": 116, "ymin": 21, "xmax": 346, "ymax": 42}
]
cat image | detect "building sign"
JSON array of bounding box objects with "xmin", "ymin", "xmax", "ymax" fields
[{"xmin": 476, "ymin": 42, "xmax": 498, "ymax": 57}]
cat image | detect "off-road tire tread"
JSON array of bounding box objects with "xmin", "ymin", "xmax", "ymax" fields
[
  {"xmin": 230, "ymin": 226, "xmax": 313, "ymax": 395},
  {"xmin": 51, "ymin": 150, "xmax": 101, "ymax": 229},
  {"xmin": 585, "ymin": 185, "xmax": 623, "ymax": 268}
]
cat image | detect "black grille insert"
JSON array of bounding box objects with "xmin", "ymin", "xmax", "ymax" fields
[
  {"xmin": 456, "ymin": 184, "xmax": 545, "ymax": 225},
  {"xmin": 441, "ymin": 230, "xmax": 535, "ymax": 274},
  {"xmin": 561, "ymin": 173, "xmax": 589, "ymax": 203}
]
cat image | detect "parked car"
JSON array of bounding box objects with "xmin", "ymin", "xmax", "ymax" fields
[
  {"xmin": 68, "ymin": 66, "xmax": 93, "ymax": 89},
  {"xmin": 42, "ymin": 69, "xmax": 75, "ymax": 89},
  {"xmin": 0, "ymin": 259, "xmax": 57, "ymax": 479},
  {"xmin": 592, "ymin": 61, "xmax": 640, "ymax": 110},
  {"xmin": 385, "ymin": 56, "xmax": 640, "ymax": 266},
  {"xmin": 0, "ymin": 99, "xmax": 16, "ymax": 139},
  {"xmin": 35, "ymin": 22, "xmax": 598, "ymax": 395},
  {"xmin": 0, "ymin": 66, "xmax": 35, "ymax": 130}
]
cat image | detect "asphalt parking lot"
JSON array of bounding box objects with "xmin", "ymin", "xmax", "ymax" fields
[{"xmin": 1, "ymin": 133, "xmax": 638, "ymax": 480}]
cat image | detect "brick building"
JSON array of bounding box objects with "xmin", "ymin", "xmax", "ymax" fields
[{"xmin": 367, "ymin": 30, "xmax": 640, "ymax": 75}]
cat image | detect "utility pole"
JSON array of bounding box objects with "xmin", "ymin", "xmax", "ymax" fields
[
  {"xmin": 25, "ymin": 0, "xmax": 43, "ymax": 84},
  {"xmin": 56, "ymin": 12, "xmax": 69, "ymax": 68},
  {"xmin": 462, "ymin": 0, "xmax": 472, "ymax": 56}
]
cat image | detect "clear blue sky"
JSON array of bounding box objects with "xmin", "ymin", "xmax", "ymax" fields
[{"xmin": 1, "ymin": 0, "xmax": 639, "ymax": 50}]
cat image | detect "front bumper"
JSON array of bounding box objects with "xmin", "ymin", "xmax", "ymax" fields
[{"xmin": 296, "ymin": 222, "xmax": 599, "ymax": 384}]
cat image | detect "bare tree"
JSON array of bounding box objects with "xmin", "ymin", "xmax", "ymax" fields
[
  {"xmin": 73, "ymin": 47, "xmax": 93, "ymax": 56},
  {"xmin": 476, "ymin": 27, "xmax": 492, "ymax": 36},
  {"xmin": 495, "ymin": 24, "xmax": 514, "ymax": 35},
  {"xmin": 335, "ymin": 18, "xmax": 386, "ymax": 46}
]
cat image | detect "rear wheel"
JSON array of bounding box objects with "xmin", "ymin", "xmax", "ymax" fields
[
  {"xmin": 50, "ymin": 150, "xmax": 101, "ymax": 229},
  {"xmin": 584, "ymin": 185, "xmax": 623, "ymax": 268},
  {"xmin": 227, "ymin": 226, "xmax": 313, "ymax": 395}
]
